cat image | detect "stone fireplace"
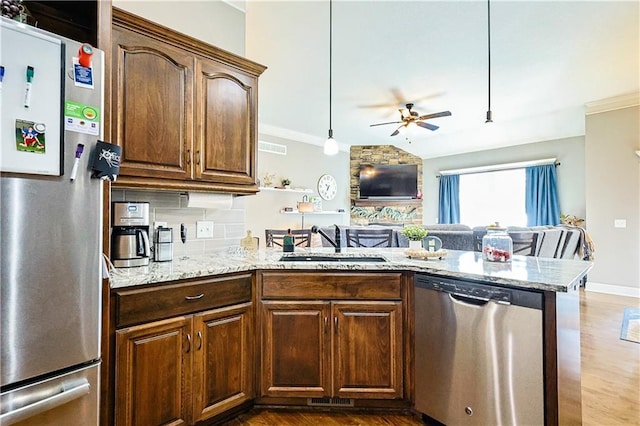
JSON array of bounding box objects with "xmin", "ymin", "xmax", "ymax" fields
[{"xmin": 350, "ymin": 145, "xmax": 423, "ymax": 226}]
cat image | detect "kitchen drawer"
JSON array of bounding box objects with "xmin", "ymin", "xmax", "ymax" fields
[
  {"xmin": 260, "ymin": 272, "xmax": 402, "ymax": 300},
  {"xmin": 114, "ymin": 273, "xmax": 252, "ymax": 328}
]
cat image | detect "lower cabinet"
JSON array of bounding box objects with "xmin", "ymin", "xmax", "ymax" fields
[
  {"xmin": 258, "ymin": 271, "xmax": 405, "ymax": 401},
  {"xmin": 261, "ymin": 300, "xmax": 403, "ymax": 400},
  {"xmin": 113, "ymin": 275, "xmax": 254, "ymax": 426},
  {"xmin": 115, "ymin": 316, "xmax": 191, "ymax": 425}
]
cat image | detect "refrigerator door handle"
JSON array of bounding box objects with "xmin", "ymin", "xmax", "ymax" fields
[{"xmin": 0, "ymin": 380, "xmax": 90, "ymax": 425}]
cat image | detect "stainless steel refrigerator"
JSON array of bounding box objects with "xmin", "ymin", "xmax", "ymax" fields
[{"xmin": 1, "ymin": 17, "xmax": 103, "ymax": 425}]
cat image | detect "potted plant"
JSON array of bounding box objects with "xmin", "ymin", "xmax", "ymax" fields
[
  {"xmin": 401, "ymin": 225, "xmax": 428, "ymax": 249},
  {"xmin": 281, "ymin": 178, "xmax": 291, "ymax": 189}
]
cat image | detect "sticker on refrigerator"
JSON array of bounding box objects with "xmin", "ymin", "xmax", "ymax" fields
[
  {"xmin": 15, "ymin": 119, "xmax": 46, "ymax": 153},
  {"xmin": 73, "ymin": 57, "xmax": 94, "ymax": 89},
  {"xmin": 64, "ymin": 100, "xmax": 100, "ymax": 135}
]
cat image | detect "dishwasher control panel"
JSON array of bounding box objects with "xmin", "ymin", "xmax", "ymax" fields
[{"xmin": 415, "ymin": 274, "xmax": 542, "ymax": 309}]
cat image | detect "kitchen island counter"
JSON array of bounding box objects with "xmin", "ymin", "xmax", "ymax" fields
[{"xmin": 109, "ymin": 247, "xmax": 591, "ymax": 292}]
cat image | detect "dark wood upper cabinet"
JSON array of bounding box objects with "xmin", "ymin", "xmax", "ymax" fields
[
  {"xmin": 112, "ymin": 25, "xmax": 193, "ymax": 181},
  {"xmin": 195, "ymin": 58, "xmax": 257, "ymax": 186},
  {"xmin": 110, "ymin": 8, "xmax": 266, "ymax": 194}
]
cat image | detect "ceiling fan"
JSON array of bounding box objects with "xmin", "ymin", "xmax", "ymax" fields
[{"xmin": 369, "ymin": 103, "xmax": 452, "ymax": 136}]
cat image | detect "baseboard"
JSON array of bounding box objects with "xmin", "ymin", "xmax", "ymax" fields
[{"xmin": 585, "ymin": 282, "xmax": 640, "ymax": 298}]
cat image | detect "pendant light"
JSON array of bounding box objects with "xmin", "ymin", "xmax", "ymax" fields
[
  {"xmin": 324, "ymin": 0, "xmax": 339, "ymax": 155},
  {"xmin": 485, "ymin": 0, "xmax": 493, "ymax": 123}
]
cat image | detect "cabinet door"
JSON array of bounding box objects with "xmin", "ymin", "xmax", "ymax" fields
[
  {"xmin": 332, "ymin": 301, "xmax": 404, "ymax": 399},
  {"xmin": 195, "ymin": 58, "xmax": 257, "ymax": 185},
  {"xmin": 261, "ymin": 301, "xmax": 331, "ymax": 397},
  {"xmin": 115, "ymin": 316, "xmax": 191, "ymax": 426},
  {"xmin": 112, "ymin": 25, "xmax": 194, "ymax": 180},
  {"xmin": 192, "ymin": 303, "xmax": 254, "ymax": 422}
]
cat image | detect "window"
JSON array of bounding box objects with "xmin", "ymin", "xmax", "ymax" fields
[{"xmin": 459, "ymin": 169, "xmax": 527, "ymax": 227}]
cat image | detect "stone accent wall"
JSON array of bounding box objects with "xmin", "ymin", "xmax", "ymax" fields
[{"xmin": 350, "ymin": 145, "xmax": 423, "ymax": 226}]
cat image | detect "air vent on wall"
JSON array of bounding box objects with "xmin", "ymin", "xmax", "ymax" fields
[{"xmin": 258, "ymin": 141, "xmax": 287, "ymax": 155}]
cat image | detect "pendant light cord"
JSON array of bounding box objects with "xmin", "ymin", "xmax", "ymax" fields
[
  {"xmin": 328, "ymin": 0, "xmax": 333, "ymax": 137},
  {"xmin": 486, "ymin": 0, "xmax": 493, "ymax": 122}
]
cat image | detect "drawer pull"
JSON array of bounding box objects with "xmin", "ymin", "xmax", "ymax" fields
[
  {"xmin": 197, "ymin": 331, "xmax": 203, "ymax": 350},
  {"xmin": 185, "ymin": 293, "xmax": 205, "ymax": 301},
  {"xmin": 186, "ymin": 333, "xmax": 191, "ymax": 353}
]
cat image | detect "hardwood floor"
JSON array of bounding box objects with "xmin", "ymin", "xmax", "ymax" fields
[
  {"xmin": 223, "ymin": 289, "xmax": 639, "ymax": 425},
  {"xmin": 581, "ymin": 289, "xmax": 640, "ymax": 425},
  {"xmin": 222, "ymin": 410, "xmax": 425, "ymax": 425}
]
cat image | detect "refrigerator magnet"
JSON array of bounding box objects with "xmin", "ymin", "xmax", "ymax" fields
[
  {"xmin": 64, "ymin": 100, "xmax": 100, "ymax": 135},
  {"xmin": 15, "ymin": 119, "xmax": 46, "ymax": 153},
  {"xmin": 72, "ymin": 56, "xmax": 93, "ymax": 89}
]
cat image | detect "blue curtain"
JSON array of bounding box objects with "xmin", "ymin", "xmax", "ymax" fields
[
  {"xmin": 438, "ymin": 174, "xmax": 460, "ymax": 224},
  {"xmin": 525, "ymin": 165, "xmax": 560, "ymax": 226}
]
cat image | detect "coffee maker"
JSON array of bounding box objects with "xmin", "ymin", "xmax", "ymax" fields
[{"xmin": 111, "ymin": 201, "xmax": 151, "ymax": 267}]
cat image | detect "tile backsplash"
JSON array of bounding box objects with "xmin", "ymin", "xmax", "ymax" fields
[{"xmin": 111, "ymin": 190, "xmax": 247, "ymax": 257}]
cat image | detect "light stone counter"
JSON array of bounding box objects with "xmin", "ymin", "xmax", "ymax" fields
[{"xmin": 109, "ymin": 247, "xmax": 592, "ymax": 293}]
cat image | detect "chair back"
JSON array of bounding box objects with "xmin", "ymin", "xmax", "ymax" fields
[
  {"xmin": 265, "ymin": 229, "xmax": 312, "ymax": 248},
  {"xmin": 508, "ymin": 231, "xmax": 539, "ymax": 256},
  {"xmin": 345, "ymin": 228, "xmax": 393, "ymax": 248}
]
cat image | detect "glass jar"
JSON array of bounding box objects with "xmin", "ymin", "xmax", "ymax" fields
[{"xmin": 482, "ymin": 225, "xmax": 513, "ymax": 262}]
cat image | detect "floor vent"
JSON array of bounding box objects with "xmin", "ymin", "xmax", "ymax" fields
[
  {"xmin": 307, "ymin": 397, "xmax": 354, "ymax": 407},
  {"xmin": 258, "ymin": 141, "xmax": 287, "ymax": 155}
]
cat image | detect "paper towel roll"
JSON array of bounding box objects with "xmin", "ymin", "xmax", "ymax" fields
[{"xmin": 186, "ymin": 192, "xmax": 233, "ymax": 209}]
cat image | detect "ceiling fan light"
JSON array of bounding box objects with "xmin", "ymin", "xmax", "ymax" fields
[
  {"xmin": 485, "ymin": 110, "xmax": 493, "ymax": 123},
  {"xmin": 324, "ymin": 133, "xmax": 339, "ymax": 156}
]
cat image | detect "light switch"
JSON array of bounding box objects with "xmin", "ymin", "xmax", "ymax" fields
[{"xmin": 614, "ymin": 219, "xmax": 627, "ymax": 228}]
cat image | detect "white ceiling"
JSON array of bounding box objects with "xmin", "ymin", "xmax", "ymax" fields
[{"xmin": 245, "ymin": 1, "xmax": 639, "ymax": 159}]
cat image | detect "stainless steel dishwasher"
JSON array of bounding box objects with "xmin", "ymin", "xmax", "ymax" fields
[{"xmin": 414, "ymin": 274, "xmax": 544, "ymax": 425}]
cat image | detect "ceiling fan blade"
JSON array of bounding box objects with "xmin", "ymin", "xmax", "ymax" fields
[
  {"xmin": 416, "ymin": 121, "xmax": 439, "ymax": 131},
  {"xmin": 390, "ymin": 125, "xmax": 404, "ymax": 136},
  {"xmin": 417, "ymin": 111, "xmax": 452, "ymax": 120},
  {"xmin": 370, "ymin": 120, "xmax": 404, "ymax": 127}
]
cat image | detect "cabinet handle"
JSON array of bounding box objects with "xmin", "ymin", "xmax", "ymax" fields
[
  {"xmin": 197, "ymin": 331, "xmax": 203, "ymax": 350},
  {"xmin": 196, "ymin": 150, "xmax": 201, "ymax": 165},
  {"xmin": 185, "ymin": 293, "xmax": 204, "ymax": 301},
  {"xmin": 186, "ymin": 333, "xmax": 191, "ymax": 353},
  {"xmin": 186, "ymin": 149, "xmax": 191, "ymax": 165},
  {"xmin": 334, "ymin": 317, "xmax": 338, "ymax": 334},
  {"xmin": 324, "ymin": 317, "xmax": 328, "ymax": 334}
]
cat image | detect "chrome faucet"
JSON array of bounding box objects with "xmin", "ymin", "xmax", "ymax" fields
[{"xmin": 311, "ymin": 225, "xmax": 341, "ymax": 253}]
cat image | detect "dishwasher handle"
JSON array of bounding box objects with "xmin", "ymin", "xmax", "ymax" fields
[{"xmin": 449, "ymin": 292, "xmax": 490, "ymax": 306}]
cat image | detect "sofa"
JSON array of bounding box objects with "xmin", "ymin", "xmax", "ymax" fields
[
  {"xmin": 472, "ymin": 225, "xmax": 584, "ymax": 259},
  {"xmin": 317, "ymin": 224, "xmax": 584, "ymax": 259},
  {"xmin": 317, "ymin": 224, "xmax": 474, "ymax": 251}
]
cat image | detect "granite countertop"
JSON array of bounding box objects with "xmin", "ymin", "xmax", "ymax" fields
[{"xmin": 109, "ymin": 247, "xmax": 592, "ymax": 293}]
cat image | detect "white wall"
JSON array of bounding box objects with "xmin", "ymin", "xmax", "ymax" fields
[
  {"xmin": 421, "ymin": 136, "xmax": 586, "ymax": 225},
  {"xmin": 244, "ymin": 136, "xmax": 350, "ymax": 247},
  {"xmin": 585, "ymin": 103, "xmax": 639, "ymax": 297},
  {"xmin": 112, "ymin": 0, "xmax": 245, "ymax": 55}
]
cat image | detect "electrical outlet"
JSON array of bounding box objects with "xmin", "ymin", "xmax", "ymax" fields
[
  {"xmin": 196, "ymin": 221, "xmax": 214, "ymax": 238},
  {"xmin": 154, "ymin": 221, "xmax": 168, "ymax": 229}
]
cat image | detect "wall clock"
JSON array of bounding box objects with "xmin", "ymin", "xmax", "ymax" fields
[{"xmin": 317, "ymin": 174, "xmax": 337, "ymax": 200}]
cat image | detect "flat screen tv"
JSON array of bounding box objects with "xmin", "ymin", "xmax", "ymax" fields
[{"xmin": 359, "ymin": 164, "xmax": 418, "ymax": 199}]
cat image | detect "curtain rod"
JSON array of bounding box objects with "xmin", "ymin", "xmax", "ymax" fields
[{"xmin": 439, "ymin": 158, "xmax": 559, "ymax": 177}]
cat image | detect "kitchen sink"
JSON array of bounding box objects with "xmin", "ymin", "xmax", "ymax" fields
[{"xmin": 279, "ymin": 255, "xmax": 387, "ymax": 262}]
